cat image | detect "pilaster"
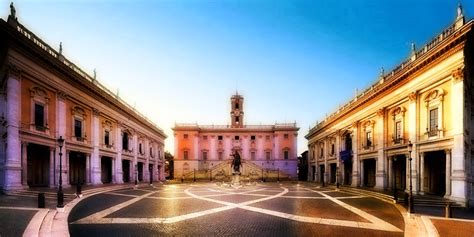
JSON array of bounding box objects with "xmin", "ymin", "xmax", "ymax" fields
[{"xmin": 3, "ymin": 67, "xmax": 23, "ymax": 191}]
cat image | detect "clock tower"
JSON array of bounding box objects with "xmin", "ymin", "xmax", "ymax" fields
[{"xmin": 230, "ymin": 93, "xmax": 244, "ymax": 128}]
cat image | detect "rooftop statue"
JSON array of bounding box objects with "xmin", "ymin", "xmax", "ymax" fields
[{"xmin": 10, "ymin": 2, "xmax": 16, "ymax": 19}]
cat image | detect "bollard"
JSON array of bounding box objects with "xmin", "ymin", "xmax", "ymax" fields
[
  {"xmin": 336, "ymin": 182, "xmax": 340, "ymax": 189},
  {"xmin": 445, "ymin": 203, "xmax": 452, "ymax": 218},
  {"xmin": 404, "ymin": 192, "xmax": 409, "ymax": 206},
  {"xmin": 76, "ymin": 183, "xmax": 82, "ymax": 198},
  {"xmin": 38, "ymin": 193, "xmax": 45, "ymax": 208}
]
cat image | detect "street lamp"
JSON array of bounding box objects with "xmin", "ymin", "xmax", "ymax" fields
[
  {"xmin": 57, "ymin": 136, "xmax": 65, "ymax": 209},
  {"xmin": 407, "ymin": 141, "xmax": 414, "ymax": 213}
]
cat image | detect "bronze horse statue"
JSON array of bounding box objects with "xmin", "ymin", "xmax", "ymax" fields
[{"xmin": 231, "ymin": 151, "xmax": 242, "ymax": 174}]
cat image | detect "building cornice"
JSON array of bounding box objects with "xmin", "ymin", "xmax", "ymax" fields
[
  {"xmin": 306, "ymin": 19, "xmax": 473, "ymax": 139},
  {"xmin": 0, "ymin": 18, "xmax": 166, "ymax": 139}
]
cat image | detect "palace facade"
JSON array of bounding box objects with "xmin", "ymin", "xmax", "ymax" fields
[
  {"xmin": 173, "ymin": 94, "xmax": 299, "ymax": 180},
  {"xmin": 305, "ymin": 7, "xmax": 474, "ymax": 206},
  {"xmin": 0, "ymin": 8, "xmax": 166, "ymax": 192}
]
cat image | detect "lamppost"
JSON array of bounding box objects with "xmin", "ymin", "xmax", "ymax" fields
[
  {"xmin": 261, "ymin": 162, "xmax": 264, "ymax": 182},
  {"xmin": 408, "ymin": 141, "xmax": 414, "ymax": 213},
  {"xmin": 57, "ymin": 136, "xmax": 65, "ymax": 209}
]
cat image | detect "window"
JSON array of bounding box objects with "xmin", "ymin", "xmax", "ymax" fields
[
  {"xmin": 234, "ymin": 135, "xmax": 240, "ymax": 140},
  {"xmin": 202, "ymin": 151, "xmax": 207, "ymax": 160},
  {"xmin": 235, "ymin": 103, "xmax": 239, "ymax": 109},
  {"xmin": 320, "ymin": 147, "xmax": 324, "ymax": 157},
  {"xmin": 331, "ymin": 144, "xmax": 335, "ymax": 155},
  {"xmin": 235, "ymin": 117, "xmax": 240, "ymax": 122},
  {"xmin": 265, "ymin": 135, "xmax": 270, "ymax": 141},
  {"xmin": 104, "ymin": 131, "xmax": 110, "ymax": 145},
  {"xmin": 218, "ymin": 151, "xmax": 223, "ymax": 160},
  {"xmin": 139, "ymin": 143, "xmax": 143, "ymax": 154},
  {"xmin": 184, "ymin": 151, "xmax": 188, "ymax": 160},
  {"xmin": 366, "ymin": 131, "xmax": 372, "ymax": 147},
  {"xmin": 266, "ymin": 151, "xmax": 271, "ymax": 160},
  {"xmin": 150, "ymin": 147, "xmax": 153, "ymax": 157},
  {"xmin": 122, "ymin": 133, "xmax": 129, "ymax": 151},
  {"xmin": 74, "ymin": 119, "xmax": 82, "ymax": 138},
  {"xmin": 251, "ymin": 135, "xmax": 256, "ymax": 140},
  {"xmin": 218, "ymin": 135, "xmax": 223, "ymax": 140},
  {"xmin": 34, "ymin": 104, "xmax": 45, "ymax": 129},
  {"xmin": 184, "ymin": 134, "xmax": 188, "ymax": 139},
  {"xmin": 203, "ymin": 135, "xmax": 208, "ymax": 140},
  {"xmin": 395, "ymin": 121, "xmax": 402, "ymax": 143},
  {"xmin": 284, "ymin": 134, "xmax": 289, "ymax": 139},
  {"xmin": 284, "ymin": 150, "xmax": 289, "ymax": 160},
  {"xmin": 251, "ymin": 151, "xmax": 256, "ymax": 160},
  {"xmin": 429, "ymin": 108, "xmax": 438, "ymax": 136}
]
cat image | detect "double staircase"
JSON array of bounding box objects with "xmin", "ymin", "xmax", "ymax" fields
[{"xmin": 181, "ymin": 160, "xmax": 293, "ymax": 182}]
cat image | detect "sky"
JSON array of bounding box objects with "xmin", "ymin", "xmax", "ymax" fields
[{"xmin": 2, "ymin": 0, "xmax": 471, "ymax": 155}]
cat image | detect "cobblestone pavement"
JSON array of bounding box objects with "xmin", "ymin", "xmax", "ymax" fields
[{"xmin": 68, "ymin": 182, "xmax": 404, "ymax": 237}]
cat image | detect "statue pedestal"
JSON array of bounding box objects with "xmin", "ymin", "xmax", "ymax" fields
[{"xmin": 231, "ymin": 172, "xmax": 241, "ymax": 188}]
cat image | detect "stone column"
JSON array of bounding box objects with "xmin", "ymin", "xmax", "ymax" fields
[
  {"xmin": 115, "ymin": 124, "xmax": 123, "ymax": 184},
  {"xmin": 85, "ymin": 154, "xmax": 91, "ymax": 184},
  {"xmin": 133, "ymin": 133, "xmax": 138, "ymax": 182},
  {"xmin": 49, "ymin": 147, "xmax": 55, "ymax": 187},
  {"xmin": 21, "ymin": 142, "xmax": 28, "ymax": 186},
  {"xmin": 274, "ymin": 134, "xmax": 280, "ymax": 160},
  {"xmin": 351, "ymin": 122, "xmax": 360, "ymax": 187},
  {"xmin": 420, "ymin": 152, "xmax": 425, "ymax": 194},
  {"xmin": 4, "ymin": 67, "xmax": 23, "ymax": 191},
  {"xmin": 91, "ymin": 109, "xmax": 101, "ymax": 184},
  {"xmin": 56, "ymin": 91, "xmax": 67, "ymax": 187},
  {"xmin": 144, "ymin": 139, "xmax": 150, "ymax": 182},
  {"xmin": 445, "ymin": 149, "xmax": 452, "ymax": 197},
  {"xmin": 376, "ymin": 109, "xmax": 386, "ymax": 190},
  {"xmin": 408, "ymin": 92, "xmax": 419, "ymax": 191},
  {"xmin": 360, "ymin": 160, "xmax": 364, "ymax": 187},
  {"xmin": 450, "ymin": 70, "xmax": 466, "ymax": 202},
  {"xmin": 388, "ymin": 156, "xmax": 393, "ymax": 190},
  {"xmin": 210, "ymin": 136, "xmax": 216, "ymax": 160}
]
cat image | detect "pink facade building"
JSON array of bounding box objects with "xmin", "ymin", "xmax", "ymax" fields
[{"xmin": 173, "ymin": 94, "xmax": 299, "ymax": 180}]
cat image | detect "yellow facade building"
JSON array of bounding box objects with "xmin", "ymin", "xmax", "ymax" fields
[{"xmin": 305, "ymin": 7, "xmax": 473, "ymax": 206}]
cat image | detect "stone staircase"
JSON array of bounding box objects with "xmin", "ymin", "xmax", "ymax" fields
[
  {"xmin": 339, "ymin": 186, "xmax": 465, "ymax": 208},
  {"xmin": 339, "ymin": 186, "xmax": 395, "ymax": 203},
  {"xmin": 181, "ymin": 160, "xmax": 293, "ymax": 182}
]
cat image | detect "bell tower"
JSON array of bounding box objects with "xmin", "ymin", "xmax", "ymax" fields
[{"xmin": 230, "ymin": 93, "xmax": 244, "ymax": 128}]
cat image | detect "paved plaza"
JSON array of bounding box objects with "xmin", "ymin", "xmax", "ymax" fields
[{"xmin": 68, "ymin": 182, "xmax": 404, "ymax": 236}]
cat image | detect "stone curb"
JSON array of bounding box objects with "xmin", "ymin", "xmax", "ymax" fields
[{"xmin": 23, "ymin": 184, "xmax": 152, "ymax": 237}]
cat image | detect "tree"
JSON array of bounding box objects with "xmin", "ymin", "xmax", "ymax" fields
[{"xmin": 164, "ymin": 151, "xmax": 174, "ymax": 179}]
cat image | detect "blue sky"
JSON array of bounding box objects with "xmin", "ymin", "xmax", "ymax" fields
[{"xmin": 2, "ymin": 0, "xmax": 471, "ymax": 154}]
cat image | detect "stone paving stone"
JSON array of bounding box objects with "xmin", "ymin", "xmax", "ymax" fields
[
  {"xmin": 431, "ymin": 219, "xmax": 474, "ymax": 237},
  {"xmin": 205, "ymin": 194, "xmax": 266, "ymax": 204},
  {"xmin": 68, "ymin": 183, "xmax": 406, "ymax": 237},
  {"xmin": 148, "ymin": 192, "xmax": 190, "ymax": 198},
  {"xmin": 251, "ymin": 190, "xmax": 286, "ymax": 196},
  {"xmin": 339, "ymin": 197, "xmax": 404, "ymax": 229},
  {"xmin": 250, "ymin": 198, "xmax": 369, "ymax": 222},
  {"xmin": 283, "ymin": 191, "xmax": 323, "ymax": 197},
  {"xmin": 0, "ymin": 209, "xmax": 37, "ymax": 237},
  {"xmin": 105, "ymin": 198, "xmax": 225, "ymax": 218},
  {"xmin": 70, "ymin": 208, "xmax": 402, "ymax": 237},
  {"xmin": 111, "ymin": 189, "xmax": 150, "ymax": 196},
  {"xmin": 324, "ymin": 191, "xmax": 358, "ymax": 197},
  {"xmin": 68, "ymin": 193, "xmax": 134, "ymax": 222}
]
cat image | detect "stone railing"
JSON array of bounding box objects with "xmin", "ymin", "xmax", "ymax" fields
[
  {"xmin": 308, "ymin": 20, "xmax": 464, "ymax": 136},
  {"xmin": 11, "ymin": 19, "xmax": 163, "ymax": 133}
]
